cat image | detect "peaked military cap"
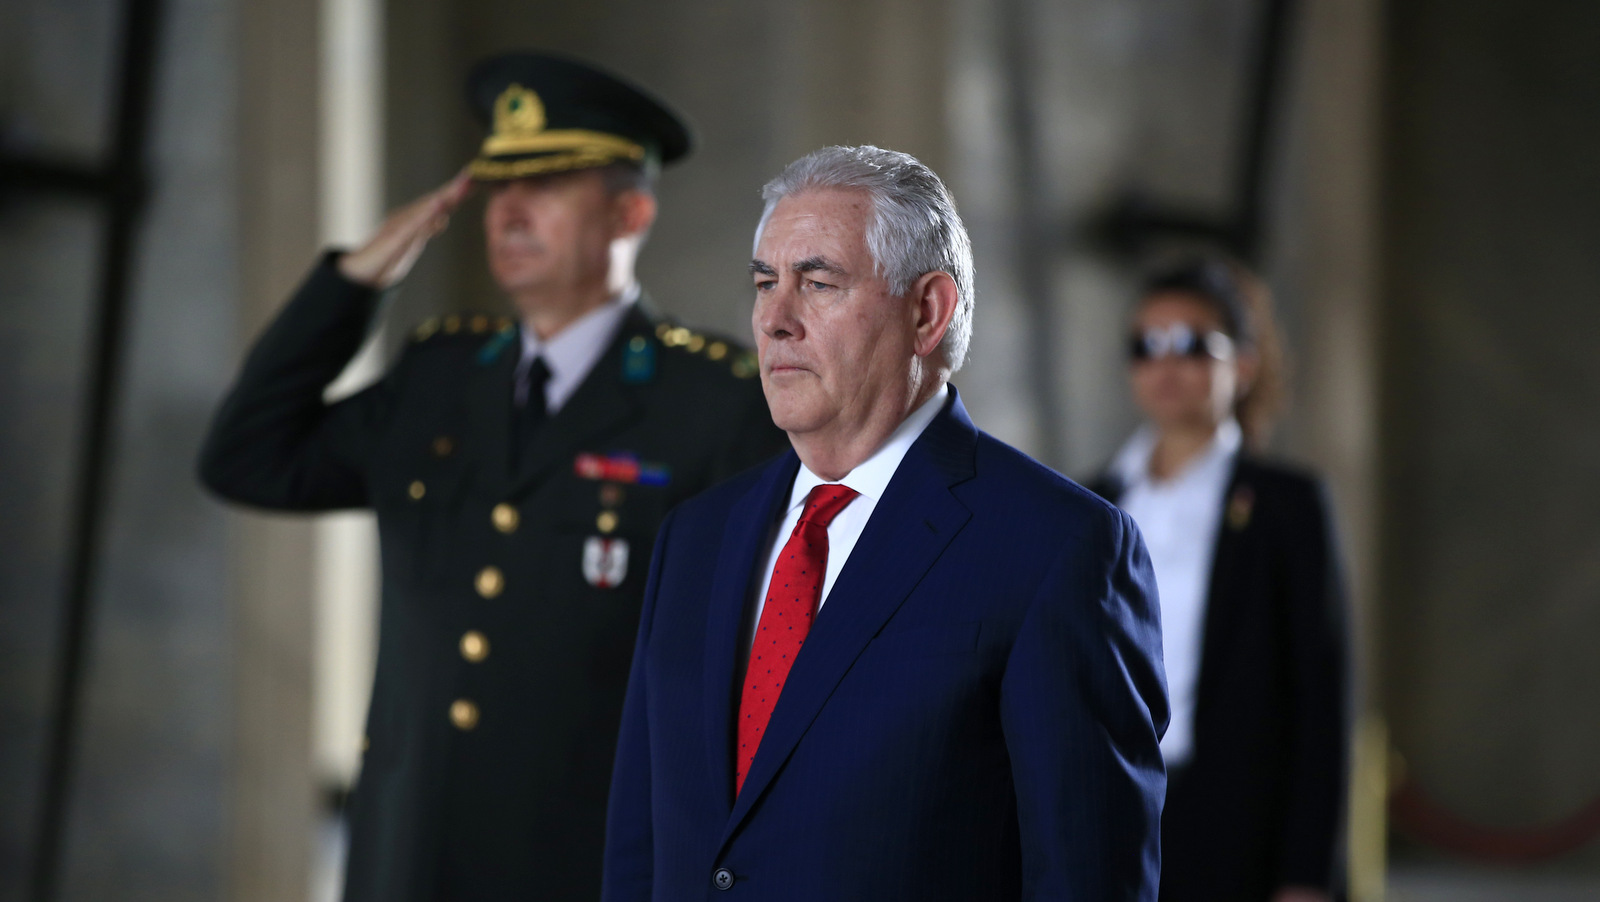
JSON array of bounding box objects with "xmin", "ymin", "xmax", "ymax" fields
[{"xmin": 465, "ymin": 51, "xmax": 693, "ymax": 181}]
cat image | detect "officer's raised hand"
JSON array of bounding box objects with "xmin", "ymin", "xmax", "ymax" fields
[{"xmin": 338, "ymin": 170, "xmax": 474, "ymax": 288}]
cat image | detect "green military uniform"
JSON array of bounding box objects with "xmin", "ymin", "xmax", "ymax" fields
[{"xmin": 198, "ymin": 52, "xmax": 787, "ymax": 902}]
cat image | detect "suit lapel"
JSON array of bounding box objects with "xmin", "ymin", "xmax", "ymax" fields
[
  {"xmin": 721, "ymin": 390, "xmax": 978, "ymax": 843},
  {"xmin": 1196, "ymin": 458, "xmax": 1254, "ymax": 698},
  {"xmin": 507, "ymin": 307, "xmax": 655, "ymax": 496},
  {"xmin": 701, "ymin": 451, "xmax": 801, "ymax": 815}
]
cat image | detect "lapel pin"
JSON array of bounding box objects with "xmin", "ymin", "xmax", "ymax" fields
[{"xmin": 1227, "ymin": 486, "xmax": 1255, "ymax": 531}]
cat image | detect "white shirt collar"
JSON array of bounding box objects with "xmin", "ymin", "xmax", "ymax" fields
[
  {"xmin": 1111, "ymin": 417, "xmax": 1242, "ymax": 491},
  {"xmin": 517, "ymin": 282, "xmax": 640, "ymax": 382},
  {"xmin": 784, "ymin": 384, "xmax": 949, "ymax": 515}
]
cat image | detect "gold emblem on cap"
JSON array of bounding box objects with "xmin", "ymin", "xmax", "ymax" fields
[
  {"xmin": 495, "ymin": 84, "xmax": 547, "ymax": 140},
  {"xmin": 476, "ymin": 83, "xmax": 643, "ymax": 174}
]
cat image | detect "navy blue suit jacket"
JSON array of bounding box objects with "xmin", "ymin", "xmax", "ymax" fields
[{"xmin": 603, "ymin": 389, "xmax": 1169, "ymax": 901}]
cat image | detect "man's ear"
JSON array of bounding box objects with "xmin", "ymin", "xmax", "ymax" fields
[
  {"xmin": 910, "ymin": 270, "xmax": 960, "ymax": 361},
  {"xmin": 612, "ymin": 189, "xmax": 658, "ymax": 240}
]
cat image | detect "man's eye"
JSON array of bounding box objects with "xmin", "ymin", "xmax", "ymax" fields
[
  {"xmin": 808, "ymin": 280, "xmax": 831, "ymax": 291},
  {"xmin": 754, "ymin": 280, "xmax": 776, "ymax": 292}
]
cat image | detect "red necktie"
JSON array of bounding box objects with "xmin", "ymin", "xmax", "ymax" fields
[{"xmin": 735, "ymin": 483, "xmax": 860, "ymax": 794}]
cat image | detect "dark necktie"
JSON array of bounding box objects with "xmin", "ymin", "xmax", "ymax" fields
[
  {"xmin": 513, "ymin": 357, "xmax": 550, "ymax": 469},
  {"xmin": 735, "ymin": 483, "xmax": 860, "ymax": 794}
]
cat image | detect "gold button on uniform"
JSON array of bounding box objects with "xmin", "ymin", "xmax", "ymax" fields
[
  {"xmin": 408, "ymin": 480, "xmax": 426, "ymax": 500},
  {"xmin": 460, "ymin": 630, "xmax": 489, "ymax": 662},
  {"xmin": 596, "ymin": 510, "xmax": 619, "ymax": 534},
  {"xmin": 475, "ymin": 566, "xmax": 504, "ymax": 598},
  {"xmin": 706, "ymin": 341, "xmax": 728, "ymax": 361},
  {"xmin": 492, "ymin": 503, "xmax": 519, "ymax": 533},
  {"xmin": 431, "ymin": 435, "xmax": 455, "ymax": 457},
  {"xmin": 450, "ymin": 699, "xmax": 479, "ymax": 730}
]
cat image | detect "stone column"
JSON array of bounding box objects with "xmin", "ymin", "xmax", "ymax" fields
[
  {"xmin": 229, "ymin": 0, "xmax": 321, "ymax": 896},
  {"xmin": 1270, "ymin": 0, "xmax": 1385, "ymax": 894}
]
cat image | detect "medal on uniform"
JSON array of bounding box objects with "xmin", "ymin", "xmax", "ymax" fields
[
  {"xmin": 573, "ymin": 451, "xmax": 671, "ymax": 486},
  {"xmin": 582, "ymin": 536, "xmax": 629, "ymax": 588}
]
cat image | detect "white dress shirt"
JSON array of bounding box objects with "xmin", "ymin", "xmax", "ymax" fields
[
  {"xmin": 746, "ymin": 385, "xmax": 949, "ymax": 647},
  {"xmin": 1110, "ymin": 418, "xmax": 1241, "ymax": 767},
  {"xmin": 514, "ymin": 282, "xmax": 640, "ymax": 414}
]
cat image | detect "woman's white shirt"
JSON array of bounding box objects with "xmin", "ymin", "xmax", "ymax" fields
[{"xmin": 1110, "ymin": 418, "xmax": 1242, "ymax": 767}]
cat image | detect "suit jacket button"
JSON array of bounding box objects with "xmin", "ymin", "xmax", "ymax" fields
[
  {"xmin": 460, "ymin": 630, "xmax": 489, "ymax": 662},
  {"xmin": 712, "ymin": 868, "xmax": 734, "ymax": 891},
  {"xmin": 449, "ymin": 699, "xmax": 479, "ymax": 730},
  {"xmin": 475, "ymin": 566, "xmax": 504, "ymax": 598}
]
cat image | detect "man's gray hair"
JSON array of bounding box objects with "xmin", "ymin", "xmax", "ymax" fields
[{"xmin": 755, "ymin": 145, "xmax": 975, "ymax": 372}]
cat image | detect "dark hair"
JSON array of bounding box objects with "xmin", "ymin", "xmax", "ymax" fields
[{"xmin": 1137, "ymin": 255, "xmax": 1286, "ymax": 449}]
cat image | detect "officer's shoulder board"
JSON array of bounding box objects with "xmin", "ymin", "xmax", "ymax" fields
[
  {"xmin": 410, "ymin": 314, "xmax": 517, "ymax": 364},
  {"xmin": 649, "ymin": 319, "xmax": 758, "ymax": 380},
  {"xmin": 411, "ymin": 313, "xmax": 514, "ymax": 344}
]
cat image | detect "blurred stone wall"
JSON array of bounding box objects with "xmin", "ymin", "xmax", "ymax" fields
[
  {"xmin": 1382, "ymin": 0, "xmax": 1600, "ymax": 870},
  {"xmin": 0, "ymin": 0, "xmax": 238, "ymax": 899}
]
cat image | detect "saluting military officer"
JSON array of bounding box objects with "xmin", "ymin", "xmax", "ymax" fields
[{"xmin": 198, "ymin": 51, "xmax": 786, "ymax": 902}]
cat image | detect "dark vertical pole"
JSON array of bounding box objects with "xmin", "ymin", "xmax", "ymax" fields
[
  {"xmin": 997, "ymin": 0, "xmax": 1067, "ymax": 469},
  {"xmin": 1086, "ymin": 0, "xmax": 1300, "ymax": 261},
  {"xmin": 1232, "ymin": 0, "xmax": 1297, "ymax": 261},
  {"xmin": 28, "ymin": 0, "xmax": 163, "ymax": 898}
]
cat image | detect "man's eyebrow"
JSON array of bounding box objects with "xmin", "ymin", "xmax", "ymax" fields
[
  {"xmin": 749, "ymin": 259, "xmax": 777, "ymax": 277},
  {"xmin": 792, "ymin": 256, "xmax": 846, "ymax": 276}
]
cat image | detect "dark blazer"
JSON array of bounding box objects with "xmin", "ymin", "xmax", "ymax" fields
[
  {"xmin": 198, "ymin": 254, "xmax": 787, "ymax": 902},
  {"xmin": 603, "ymin": 389, "xmax": 1169, "ymax": 902},
  {"xmin": 1089, "ymin": 457, "xmax": 1350, "ymax": 901}
]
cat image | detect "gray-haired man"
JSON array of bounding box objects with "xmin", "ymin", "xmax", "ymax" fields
[{"xmin": 602, "ymin": 145, "xmax": 1167, "ymax": 900}]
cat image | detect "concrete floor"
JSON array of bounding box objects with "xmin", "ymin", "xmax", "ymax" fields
[{"xmin": 1387, "ymin": 865, "xmax": 1600, "ymax": 902}]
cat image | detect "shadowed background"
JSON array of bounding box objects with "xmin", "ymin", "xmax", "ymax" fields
[{"xmin": 2, "ymin": 0, "xmax": 1598, "ymax": 900}]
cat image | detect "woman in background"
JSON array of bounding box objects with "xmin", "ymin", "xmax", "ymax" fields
[{"xmin": 1090, "ymin": 257, "xmax": 1351, "ymax": 902}]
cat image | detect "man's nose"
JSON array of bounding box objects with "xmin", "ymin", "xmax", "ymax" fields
[
  {"xmin": 490, "ymin": 187, "xmax": 534, "ymax": 227},
  {"xmin": 756, "ymin": 282, "xmax": 803, "ymax": 339}
]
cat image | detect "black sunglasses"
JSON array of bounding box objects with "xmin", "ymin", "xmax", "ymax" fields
[{"xmin": 1128, "ymin": 324, "xmax": 1235, "ymax": 362}]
